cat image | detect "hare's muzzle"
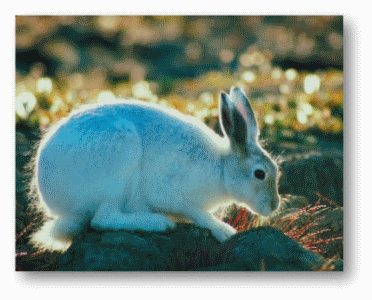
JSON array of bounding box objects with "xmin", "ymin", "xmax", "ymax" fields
[
  {"xmin": 258, "ymin": 194, "xmax": 280, "ymax": 217},
  {"xmin": 270, "ymin": 195, "xmax": 280, "ymax": 211}
]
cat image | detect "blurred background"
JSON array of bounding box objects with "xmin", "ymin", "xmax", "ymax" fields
[{"xmin": 15, "ymin": 15, "xmax": 343, "ymax": 149}]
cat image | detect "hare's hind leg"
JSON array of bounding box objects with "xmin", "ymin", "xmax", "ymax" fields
[
  {"xmin": 89, "ymin": 124, "xmax": 176, "ymax": 233},
  {"xmin": 91, "ymin": 172, "xmax": 175, "ymax": 232},
  {"xmin": 90, "ymin": 172, "xmax": 176, "ymax": 233}
]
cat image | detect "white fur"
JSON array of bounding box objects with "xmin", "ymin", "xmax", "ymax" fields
[{"xmin": 30, "ymin": 87, "xmax": 280, "ymax": 251}]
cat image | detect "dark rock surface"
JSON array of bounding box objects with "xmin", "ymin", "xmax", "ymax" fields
[
  {"xmin": 52, "ymin": 224, "xmax": 342, "ymax": 271},
  {"xmin": 56, "ymin": 224, "xmax": 220, "ymax": 271},
  {"xmin": 278, "ymin": 151, "xmax": 343, "ymax": 206},
  {"xmin": 212, "ymin": 226, "xmax": 327, "ymax": 271}
]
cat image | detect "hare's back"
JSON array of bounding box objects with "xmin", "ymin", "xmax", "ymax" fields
[
  {"xmin": 38, "ymin": 100, "xmax": 221, "ymax": 176},
  {"xmin": 112, "ymin": 101, "xmax": 222, "ymax": 152},
  {"xmin": 37, "ymin": 103, "xmax": 145, "ymax": 189}
]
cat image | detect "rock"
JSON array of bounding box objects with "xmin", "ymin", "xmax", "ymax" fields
[
  {"xmin": 150, "ymin": 224, "xmax": 222, "ymax": 271},
  {"xmin": 218, "ymin": 226, "xmax": 326, "ymax": 271},
  {"xmin": 50, "ymin": 224, "xmax": 341, "ymax": 271},
  {"xmin": 279, "ymin": 153, "xmax": 343, "ymax": 206},
  {"xmin": 56, "ymin": 229, "xmax": 163, "ymax": 271},
  {"xmin": 55, "ymin": 224, "xmax": 223, "ymax": 271}
]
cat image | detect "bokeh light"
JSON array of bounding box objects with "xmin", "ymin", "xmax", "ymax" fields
[
  {"xmin": 219, "ymin": 49, "xmax": 234, "ymax": 64},
  {"xmin": 285, "ymin": 69, "xmax": 297, "ymax": 81},
  {"xmin": 304, "ymin": 74, "xmax": 321, "ymax": 94},
  {"xmin": 16, "ymin": 92, "xmax": 36, "ymax": 119},
  {"xmin": 97, "ymin": 90, "xmax": 117, "ymax": 103},
  {"xmin": 241, "ymin": 71, "xmax": 256, "ymax": 83},
  {"xmin": 36, "ymin": 78, "xmax": 53, "ymax": 94}
]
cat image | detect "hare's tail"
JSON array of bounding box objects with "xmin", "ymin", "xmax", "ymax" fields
[{"xmin": 30, "ymin": 216, "xmax": 86, "ymax": 252}]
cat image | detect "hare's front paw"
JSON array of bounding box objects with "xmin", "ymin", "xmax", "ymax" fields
[
  {"xmin": 144, "ymin": 213, "xmax": 177, "ymax": 232},
  {"xmin": 211, "ymin": 221, "xmax": 237, "ymax": 242}
]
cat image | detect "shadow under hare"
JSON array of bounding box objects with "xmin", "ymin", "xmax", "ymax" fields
[{"xmin": 30, "ymin": 87, "xmax": 280, "ymax": 251}]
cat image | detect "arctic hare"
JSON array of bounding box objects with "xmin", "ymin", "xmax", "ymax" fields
[{"xmin": 30, "ymin": 87, "xmax": 280, "ymax": 251}]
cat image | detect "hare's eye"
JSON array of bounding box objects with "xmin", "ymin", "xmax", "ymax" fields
[{"xmin": 254, "ymin": 169, "xmax": 266, "ymax": 180}]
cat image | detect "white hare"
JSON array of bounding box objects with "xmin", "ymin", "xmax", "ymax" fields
[{"xmin": 30, "ymin": 87, "xmax": 280, "ymax": 251}]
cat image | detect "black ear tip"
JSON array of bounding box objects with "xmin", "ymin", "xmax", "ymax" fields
[
  {"xmin": 231, "ymin": 86, "xmax": 245, "ymax": 95},
  {"xmin": 230, "ymin": 86, "xmax": 251, "ymax": 104},
  {"xmin": 229, "ymin": 86, "xmax": 239, "ymax": 92},
  {"xmin": 220, "ymin": 92, "xmax": 228, "ymax": 102}
]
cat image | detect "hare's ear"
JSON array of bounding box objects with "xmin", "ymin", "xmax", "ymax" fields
[
  {"xmin": 219, "ymin": 91, "xmax": 248, "ymax": 156},
  {"xmin": 229, "ymin": 87, "xmax": 258, "ymax": 142},
  {"xmin": 219, "ymin": 92, "xmax": 233, "ymax": 137}
]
